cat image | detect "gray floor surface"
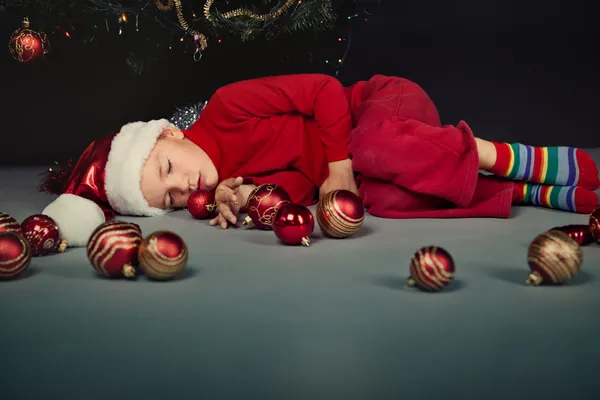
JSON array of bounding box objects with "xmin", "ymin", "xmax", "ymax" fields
[{"xmin": 1, "ymin": 151, "xmax": 600, "ymax": 400}]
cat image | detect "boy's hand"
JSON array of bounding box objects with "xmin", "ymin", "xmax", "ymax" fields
[
  {"xmin": 319, "ymin": 159, "xmax": 359, "ymax": 199},
  {"xmin": 209, "ymin": 177, "xmax": 244, "ymax": 229}
]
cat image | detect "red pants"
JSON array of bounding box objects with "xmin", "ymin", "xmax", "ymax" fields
[{"xmin": 347, "ymin": 75, "xmax": 514, "ymax": 219}]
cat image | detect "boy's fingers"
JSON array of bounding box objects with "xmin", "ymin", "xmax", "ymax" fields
[{"xmin": 209, "ymin": 216, "xmax": 218, "ymax": 225}]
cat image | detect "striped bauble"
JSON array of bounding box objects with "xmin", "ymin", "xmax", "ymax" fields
[
  {"xmin": 0, "ymin": 231, "xmax": 32, "ymax": 280},
  {"xmin": 316, "ymin": 190, "xmax": 364, "ymax": 238},
  {"xmin": 407, "ymin": 246, "xmax": 455, "ymax": 292},
  {"xmin": 590, "ymin": 206, "xmax": 600, "ymax": 244},
  {"xmin": 0, "ymin": 212, "xmax": 21, "ymax": 235},
  {"xmin": 87, "ymin": 220, "xmax": 143, "ymax": 279},
  {"xmin": 527, "ymin": 230, "xmax": 582, "ymax": 285},
  {"xmin": 138, "ymin": 231, "xmax": 188, "ymax": 281}
]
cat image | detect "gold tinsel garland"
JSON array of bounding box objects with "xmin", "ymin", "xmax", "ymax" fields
[{"xmin": 158, "ymin": 0, "xmax": 317, "ymax": 52}]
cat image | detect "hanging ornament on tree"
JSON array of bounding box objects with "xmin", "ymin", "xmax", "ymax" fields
[
  {"xmin": 273, "ymin": 204, "xmax": 315, "ymax": 247},
  {"xmin": 0, "ymin": 232, "xmax": 32, "ymax": 280},
  {"xmin": 589, "ymin": 206, "xmax": 600, "ymax": 244},
  {"xmin": 407, "ymin": 246, "xmax": 456, "ymax": 292},
  {"xmin": 188, "ymin": 189, "xmax": 217, "ymax": 219},
  {"xmin": 549, "ymin": 225, "xmax": 594, "ymax": 246},
  {"xmin": 21, "ymin": 214, "xmax": 66, "ymax": 256},
  {"xmin": 138, "ymin": 231, "xmax": 188, "ymax": 281},
  {"xmin": 8, "ymin": 17, "xmax": 49, "ymax": 63},
  {"xmin": 0, "ymin": 212, "xmax": 22, "ymax": 234},
  {"xmin": 87, "ymin": 220, "xmax": 143, "ymax": 279},
  {"xmin": 526, "ymin": 230, "xmax": 583, "ymax": 286},
  {"xmin": 316, "ymin": 190, "xmax": 364, "ymax": 238},
  {"xmin": 170, "ymin": 101, "xmax": 207, "ymax": 130},
  {"xmin": 243, "ymin": 184, "xmax": 291, "ymax": 230}
]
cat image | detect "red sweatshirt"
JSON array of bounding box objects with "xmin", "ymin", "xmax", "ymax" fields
[{"xmin": 184, "ymin": 74, "xmax": 358, "ymax": 205}]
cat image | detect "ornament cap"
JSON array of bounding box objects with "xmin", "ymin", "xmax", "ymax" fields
[
  {"xmin": 301, "ymin": 237, "xmax": 310, "ymax": 247},
  {"xmin": 58, "ymin": 240, "xmax": 67, "ymax": 253},
  {"xmin": 22, "ymin": 16, "xmax": 30, "ymax": 28},
  {"xmin": 407, "ymin": 277, "xmax": 416, "ymax": 287},
  {"xmin": 526, "ymin": 271, "xmax": 543, "ymax": 286},
  {"xmin": 242, "ymin": 215, "xmax": 254, "ymax": 227},
  {"xmin": 122, "ymin": 264, "xmax": 136, "ymax": 279}
]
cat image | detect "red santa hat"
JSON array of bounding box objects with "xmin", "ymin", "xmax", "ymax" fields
[{"xmin": 40, "ymin": 119, "xmax": 176, "ymax": 247}]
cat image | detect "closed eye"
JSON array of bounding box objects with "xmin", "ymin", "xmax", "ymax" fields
[{"xmin": 167, "ymin": 158, "xmax": 173, "ymax": 208}]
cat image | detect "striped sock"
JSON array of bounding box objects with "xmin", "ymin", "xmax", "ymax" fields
[
  {"xmin": 490, "ymin": 142, "xmax": 600, "ymax": 191},
  {"xmin": 512, "ymin": 182, "xmax": 599, "ymax": 214}
]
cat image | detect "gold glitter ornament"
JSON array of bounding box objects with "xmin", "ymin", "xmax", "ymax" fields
[{"xmin": 526, "ymin": 230, "xmax": 583, "ymax": 285}]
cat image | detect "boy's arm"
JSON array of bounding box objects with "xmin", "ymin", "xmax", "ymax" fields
[{"xmin": 211, "ymin": 74, "xmax": 352, "ymax": 163}]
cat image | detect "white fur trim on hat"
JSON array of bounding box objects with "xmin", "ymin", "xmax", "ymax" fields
[
  {"xmin": 42, "ymin": 193, "xmax": 106, "ymax": 247},
  {"xmin": 104, "ymin": 119, "xmax": 174, "ymax": 216}
]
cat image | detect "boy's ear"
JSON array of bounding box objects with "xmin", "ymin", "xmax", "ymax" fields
[{"xmin": 161, "ymin": 127, "xmax": 184, "ymax": 139}]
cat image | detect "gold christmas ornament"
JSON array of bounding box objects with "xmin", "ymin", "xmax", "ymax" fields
[{"xmin": 526, "ymin": 230, "xmax": 583, "ymax": 286}]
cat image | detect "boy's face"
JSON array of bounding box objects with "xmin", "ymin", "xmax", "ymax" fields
[{"xmin": 141, "ymin": 127, "xmax": 218, "ymax": 210}]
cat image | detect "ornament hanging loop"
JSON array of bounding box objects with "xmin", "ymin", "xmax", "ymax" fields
[{"xmin": 193, "ymin": 47, "xmax": 202, "ymax": 61}]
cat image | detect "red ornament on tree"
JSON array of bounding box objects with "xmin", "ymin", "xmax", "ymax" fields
[
  {"xmin": 0, "ymin": 212, "xmax": 22, "ymax": 234},
  {"xmin": 273, "ymin": 204, "xmax": 315, "ymax": 247},
  {"xmin": 590, "ymin": 206, "xmax": 600, "ymax": 244},
  {"xmin": 87, "ymin": 220, "xmax": 143, "ymax": 279},
  {"xmin": 0, "ymin": 232, "xmax": 32, "ymax": 280},
  {"xmin": 527, "ymin": 230, "xmax": 582, "ymax": 285},
  {"xmin": 550, "ymin": 225, "xmax": 594, "ymax": 246},
  {"xmin": 138, "ymin": 231, "xmax": 188, "ymax": 281},
  {"xmin": 9, "ymin": 17, "xmax": 49, "ymax": 63},
  {"xmin": 407, "ymin": 246, "xmax": 456, "ymax": 292},
  {"xmin": 243, "ymin": 184, "xmax": 291, "ymax": 230},
  {"xmin": 187, "ymin": 189, "xmax": 217, "ymax": 219},
  {"xmin": 316, "ymin": 190, "xmax": 364, "ymax": 238},
  {"xmin": 21, "ymin": 214, "xmax": 67, "ymax": 256}
]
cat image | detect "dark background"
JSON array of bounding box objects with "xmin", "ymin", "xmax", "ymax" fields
[{"xmin": 2, "ymin": 0, "xmax": 598, "ymax": 165}]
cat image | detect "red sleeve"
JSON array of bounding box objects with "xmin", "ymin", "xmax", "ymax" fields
[
  {"xmin": 212, "ymin": 74, "xmax": 352, "ymax": 162},
  {"xmin": 244, "ymin": 170, "xmax": 318, "ymax": 206}
]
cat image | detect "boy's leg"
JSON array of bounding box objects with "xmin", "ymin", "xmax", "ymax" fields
[
  {"xmin": 482, "ymin": 140, "xmax": 599, "ymax": 191},
  {"xmin": 511, "ymin": 181, "xmax": 598, "ymax": 213}
]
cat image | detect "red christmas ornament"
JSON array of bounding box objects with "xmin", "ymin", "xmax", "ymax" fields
[
  {"xmin": 316, "ymin": 190, "xmax": 364, "ymax": 238},
  {"xmin": 9, "ymin": 17, "xmax": 49, "ymax": 63},
  {"xmin": 187, "ymin": 190, "xmax": 217, "ymax": 219},
  {"xmin": 407, "ymin": 246, "xmax": 456, "ymax": 292},
  {"xmin": 0, "ymin": 212, "xmax": 22, "ymax": 234},
  {"xmin": 550, "ymin": 225, "xmax": 593, "ymax": 246},
  {"xmin": 21, "ymin": 214, "xmax": 67, "ymax": 256},
  {"xmin": 87, "ymin": 220, "xmax": 143, "ymax": 279},
  {"xmin": 273, "ymin": 204, "xmax": 315, "ymax": 247},
  {"xmin": 527, "ymin": 230, "xmax": 582, "ymax": 286},
  {"xmin": 243, "ymin": 184, "xmax": 291, "ymax": 230},
  {"xmin": 590, "ymin": 206, "xmax": 600, "ymax": 244},
  {"xmin": 0, "ymin": 232, "xmax": 32, "ymax": 280},
  {"xmin": 138, "ymin": 231, "xmax": 188, "ymax": 281}
]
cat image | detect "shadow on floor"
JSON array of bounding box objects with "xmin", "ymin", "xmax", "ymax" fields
[
  {"xmin": 370, "ymin": 274, "xmax": 466, "ymax": 293},
  {"xmin": 486, "ymin": 267, "xmax": 594, "ymax": 287}
]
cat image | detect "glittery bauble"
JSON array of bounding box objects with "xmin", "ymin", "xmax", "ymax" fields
[
  {"xmin": 21, "ymin": 214, "xmax": 66, "ymax": 256},
  {"xmin": 9, "ymin": 17, "xmax": 49, "ymax": 63},
  {"xmin": 527, "ymin": 230, "xmax": 583, "ymax": 286},
  {"xmin": 589, "ymin": 206, "xmax": 600, "ymax": 244},
  {"xmin": 87, "ymin": 220, "xmax": 143, "ymax": 279},
  {"xmin": 188, "ymin": 189, "xmax": 217, "ymax": 219},
  {"xmin": 138, "ymin": 231, "xmax": 188, "ymax": 281},
  {"xmin": 407, "ymin": 246, "xmax": 456, "ymax": 292},
  {"xmin": 316, "ymin": 190, "xmax": 364, "ymax": 238},
  {"xmin": 550, "ymin": 225, "xmax": 594, "ymax": 246},
  {"xmin": 273, "ymin": 204, "xmax": 315, "ymax": 247},
  {"xmin": 0, "ymin": 212, "xmax": 21, "ymax": 234},
  {"xmin": 243, "ymin": 184, "xmax": 291, "ymax": 230},
  {"xmin": 0, "ymin": 232, "xmax": 32, "ymax": 280}
]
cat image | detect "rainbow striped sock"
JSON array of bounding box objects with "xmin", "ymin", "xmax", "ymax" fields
[
  {"xmin": 512, "ymin": 182, "xmax": 598, "ymax": 214},
  {"xmin": 490, "ymin": 142, "xmax": 600, "ymax": 191}
]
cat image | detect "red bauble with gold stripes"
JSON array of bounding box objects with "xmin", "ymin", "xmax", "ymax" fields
[
  {"xmin": 407, "ymin": 246, "xmax": 456, "ymax": 291},
  {"xmin": 87, "ymin": 220, "xmax": 143, "ymax": 279},
  {"xmin": 0, "ymin": 212, "xmax": 21, "ymax": 235},
  {"xmin": 243, "ymin": 184, "xmax": 291, "ymax": 230},
  {"xmin": 317, "ymin": 190, "xmax": 364, "ymax": 239},
  {"xmin": 138, "ymin": 231, "xmax": 188, "ymax": 281},
  {"xmin": 0, "ymin": 232, "xmax": 32, "ymax": 280},
  {"xmin": 527, "ymin": 230, "xmax": 583, "ymax": 285},
  {"xmin": 550, "ymin": 225, "xmax": 594, "ymax": 246},
  {"xmin": 21, "ymin": 214, "xmax": 67, "ymax": 256},
  {"xmin": 590, "ymin": 206, "xmax": 600, "ymax": 244}
]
